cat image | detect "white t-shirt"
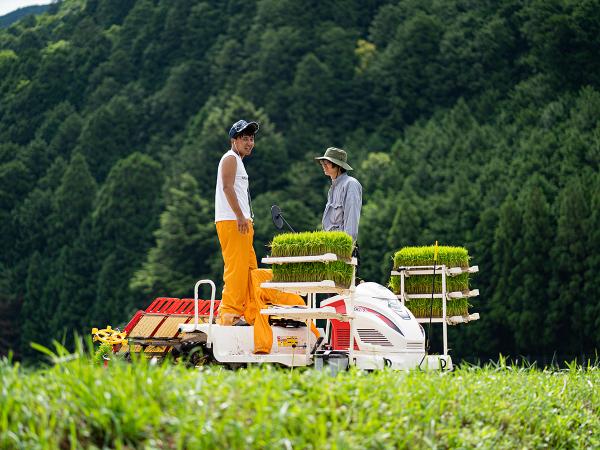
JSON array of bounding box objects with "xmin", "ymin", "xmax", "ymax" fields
[{"xmin": 215, "ymin": 149, "xmax": 251, "ymax": 222}]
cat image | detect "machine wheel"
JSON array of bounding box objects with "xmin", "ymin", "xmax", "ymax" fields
[
  {"xmin": 181, "ymin": 343, "xmax": 213, "ymax": 367},
  {"xmin": 224, "ymin": 362, "xmax": 247, "ymax": 370}
]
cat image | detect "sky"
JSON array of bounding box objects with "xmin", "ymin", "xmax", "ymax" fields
[{"xmin": 0, "ymin": 0, "xmax": 55, "ymax": 17}]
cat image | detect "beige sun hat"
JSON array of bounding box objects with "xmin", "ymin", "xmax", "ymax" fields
[{"xmin": 314, "ymin": 147, "xmax": 353, "ymax": 171}]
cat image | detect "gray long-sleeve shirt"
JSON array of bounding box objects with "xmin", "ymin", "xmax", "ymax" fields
[{"xmin": 322, "ymin": 173, "xmax": 362, "ymax": 241}]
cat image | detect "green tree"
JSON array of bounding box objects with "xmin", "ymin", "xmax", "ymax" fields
[
  {"xmin": 521, "ymin": 0, "xmax": 600, "ymax": 89},
  {"xmin": 53, "ymin": 152, "xmax": 97, "ymax": 246},
  {"xmin": 287, "ymin": 53, "xmax": 336, "ymax": 153},
  {"xmin": 77, "ymin": 94, "xmax": 144, "ymax": 180},
  {"xmin": 489, "ymin": 197, "xmax": 521, "ymax": 354},
  {"xmin": 91, "ymin": 152, "xmax": 163, "ymax": 322},
  {"xmin": 516, "ymin": 181, "xmax": 554, "ymax": 356},
  {"xmin": 52, "ymin": 218, "xmax": 99, "ymax": 339},
  {"xmin": 131, "ymin": 173, "xmax": 218, "ymax": 299},
  {"xmin": 20, "ymin": 252, "xmax": 51, "ymax": 359},
  {"xmin": 0, "ymin": 265, "xmax": 20, "ymax": 359},
  {"xmin": 0, "ymin": 160, "xmax": 33, "ymax": 264},
  {"xmin": 582, "ymin": 172, "xmax": 600, "ymax": 353},
  {"xmin": 176, "ymin": 95, "xmax": 288, "ymax": 196},
  {"xmin": 549, "ymin": 177, "xmax": 589, "ymax": 355}
]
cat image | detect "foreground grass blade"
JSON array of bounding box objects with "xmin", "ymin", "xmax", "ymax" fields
[{"xmin": 0, "ymin": 357, "xmax": 598, "ymax": 449}]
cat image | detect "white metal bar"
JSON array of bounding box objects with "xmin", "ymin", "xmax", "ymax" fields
[
  {"xmin": 414, "ymin": 318, "xmax": 447, "ymax": 323},
  {"xmin": 262, "ymin": 253, "xmax": 358, "ymax": 265},
  {"xmin": 391, "ymin": 265, "xmax": 478, "ymax": 277},
  {"xmin": 304, "ymin": 310, "xmax": 311, "ymax": 360},
  {"xmin": 194, "ymin": 280, "xmax": 216, "ymax": 348},
  {"xmin": 391, "ymin": 267, "xmax": 444, "ymax": 276},
  {"xmin": 447, "ymin": 265, "xmax": 479, "ymax": 275},
  {"xmin": 309, "ymin": 292, "xmax": 316, "ymax": 358},
  {"xmin": 194, "ymin": 283, "xmax": 199, "ymax": 328},
  {"xmin": 441, "ymin": 265, "xmax": 448, "ymax": 356},
  {"xmin": 260, "ymin": 306, "xmax": 346, "ymax": 320},
  {"xmin": 259, "ymin": 280, "xmax": 349, "ymax": 295},
  {"xmin": 400, "ymin": 270, "xmax": 405, "ymax": 306},
  {"xmin": 399, "ymin": 289, "xmax": 479, "ymax": 300},
  {"xmin": 415, "ymin": 313, "xmax": 480, "ymax": 324},
  {"xmin": 448, "ymin": 289, "xmax": 479, "ymax": 298},
  {"xmin": 348, "ymin": 264, "xmax": 356, "ymax": 366}
]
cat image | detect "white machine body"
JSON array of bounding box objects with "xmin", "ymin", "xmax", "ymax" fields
[{"xmin": 179, "ymin": 281, "xmax": 452, "ymax": 370}]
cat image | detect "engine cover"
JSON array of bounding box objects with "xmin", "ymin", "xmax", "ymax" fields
[{"xmin": 321, "ymin": 282, "xmax": 425, "ymax": 353}]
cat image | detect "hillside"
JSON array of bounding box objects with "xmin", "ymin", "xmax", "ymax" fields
[
  {"xmin": 0, "ymin": 0, "xmax": 598, "ymax": 361},
  {"xmin": 0, "ymin": 4, "xmax": 51, "ymax": 28}
]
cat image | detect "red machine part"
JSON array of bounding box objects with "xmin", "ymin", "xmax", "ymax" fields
[
  {"xmin": 123, "ymin": 298, "xmax": 221, "ymax": 336},
  {"xmin": 327, "ymin": 299, "xmax": 358, "ymax": 351}
]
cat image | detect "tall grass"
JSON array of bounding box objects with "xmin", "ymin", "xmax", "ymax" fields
[
  {"xmin": 270, "ymin": 231, "xmax": 354, "ymax": 259},
  {"xmin": 1, "ymin": 351, "xmax": 598, "ymax": 449}
]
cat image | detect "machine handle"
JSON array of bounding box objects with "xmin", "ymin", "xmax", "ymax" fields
[{"xmin": 194, "ymin": 279, "xmax": 216, "ymax": 348}]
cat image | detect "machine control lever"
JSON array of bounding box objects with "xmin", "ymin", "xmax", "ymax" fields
[{"xmin": 310, "ymin": 336, "xmax": 324, "ymax": 355}]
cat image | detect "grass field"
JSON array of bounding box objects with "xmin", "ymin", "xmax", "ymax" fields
[{"xmin": 1, "ymin": 350, "xmax": 598, "ymax": 449}]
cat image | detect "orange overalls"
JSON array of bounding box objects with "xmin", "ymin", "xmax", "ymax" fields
[
  {"xmin": 246, "ymin": 268, "xmax": 320, "ymax": 353},
  {"xmin": 215, "ymin": 220, "xmax": 257, "ymax": 323},
  {"xmin": 216, "ymin": 220, "xmax": 319, "ymax": 353}
]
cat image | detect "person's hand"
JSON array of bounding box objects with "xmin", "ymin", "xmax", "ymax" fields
[{"xmin": 237, "ymin": 215, "xmax": 249, "ymax": 234}]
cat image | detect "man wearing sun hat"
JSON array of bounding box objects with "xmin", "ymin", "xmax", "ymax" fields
[{"xmin": 315, "ymin": 147, "xmax": 362, "ymax": 242}]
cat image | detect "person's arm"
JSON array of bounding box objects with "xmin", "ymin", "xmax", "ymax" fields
[
  {"xmin": 221, "ymin": 155, "xmax": 249, "ymax": 234},
  {"xmin": 343, "ymin": 180, "xmax": 362, "ymax": 241}
]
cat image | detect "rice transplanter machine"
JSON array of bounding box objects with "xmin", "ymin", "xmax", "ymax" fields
[{"xmin": 173, "ymin": 250, "xmax": 479, "ymax": 371}]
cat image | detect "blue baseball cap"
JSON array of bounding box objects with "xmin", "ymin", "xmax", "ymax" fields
[{"xmin": 229, "ymin": 119, "xmax": 259, "ymax": 138}]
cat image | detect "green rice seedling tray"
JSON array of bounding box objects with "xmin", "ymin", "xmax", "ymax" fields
[
  {"xmin": 270, "ymin": 231, "xmax": 353, "ymax": 259},
  {"xmin": 405, "ymin": 298, "xmax": 469, "ymax": 318},
  {"xmin": 389, "ymin": 273, "xmax": 469, "ymax": 294},
  {"xmin": 271, "ymin": 261, "xmax": 354, "ymax": 288},
  {"xmin": 389, "ymin": 245, "xmax": 471, "ymax": 294},
  {"xmin": 393, "ymin": 245, "xmax": 470, "ymax": 268}
]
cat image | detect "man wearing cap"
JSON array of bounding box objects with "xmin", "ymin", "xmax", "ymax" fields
[
  {"xmin": 215, "ymin": 120, "xmax": 319, "ymax": 353},
  {"xmin": 316, "ymin": 147, "xmax": 362, "ymax": 242},
  {"xmin": 215, "ymin": 119, "xmax": 259, "ymax": 326},
  {"xmin": 215, "ymin": 121, "xmax": 320, "ymax": 354}
]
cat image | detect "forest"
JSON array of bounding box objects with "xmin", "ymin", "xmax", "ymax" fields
[{"xmin": 0, "ymin": 0, "xmax": 598, "ymax": 361}]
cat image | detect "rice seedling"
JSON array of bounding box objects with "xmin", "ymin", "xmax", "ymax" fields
[
  {"xmin": 272, "ymin": 261, "xmax": 354, "ymax": 288},
  {"xmin": 1, "ymin": 354, "xmax": 598, "ymax": 449},
  {"xmin": 404, "ymin": 297, "xmax": 469, "ymax": 318},
  {"xmin": 392, "ymin": 245, "xmax": 470, "ymax": 268},
  {"xmin": 268, "ymin": 232, "xmax": 355, "ymax": 287},
  {"xmin": 388, "ymin": 245, "xmax": 475, "ymax": 316},
  {"xmin": 270, "ymin": 231, "xmax": 354, "ymax": 259},
  {"xmin": 389, "ymin": 273, "xmax": 469, "ymax": 294}
]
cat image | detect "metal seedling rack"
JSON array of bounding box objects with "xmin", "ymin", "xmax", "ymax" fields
[
  {"xmin": 391, "ymin": 265, "xmax": 480, "ymax": 357},
  {"xmin": 260, "ymin": 253, "xmax": 358, "ymax": 363}
]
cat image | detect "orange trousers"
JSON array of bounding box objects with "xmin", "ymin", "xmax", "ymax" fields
[
  {"xmin": 245, "ymin": 269, "xmax": 320, "ymax": 354},
  {"xmin": 216, "ymin": 220, "xmax": 257, "ymax": 321},
  {"xmin": 216, "ymin": 220, "xmax": 318, "ymax": 353}
]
